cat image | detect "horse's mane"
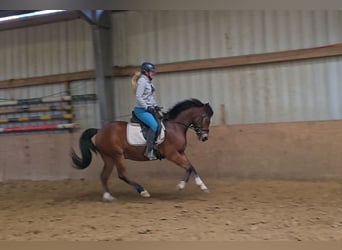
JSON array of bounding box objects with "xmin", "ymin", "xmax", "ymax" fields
[{"xmin": 164, "ymin": 98, "xmax": 213, "ymax": 120}]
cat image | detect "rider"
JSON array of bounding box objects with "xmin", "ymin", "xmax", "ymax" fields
[{"xmin": 132, "ymin": 62, "xmax": 160, "ymax": 160}]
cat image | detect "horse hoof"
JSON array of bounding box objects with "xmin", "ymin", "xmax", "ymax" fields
[
  {"xmin": 140, "ymin": 190, "xmax": 151, "ymax": 198},
  {"xmin": 202, "ymin": 188, "xmax": 210, "ymax": 193},
  {"xmin": 177, "ymin": 181, "xmax": 186, "ymax": 190},
  {"xmin": 103, "ymin": 192, "xmax": 117, "ymax": 202}
]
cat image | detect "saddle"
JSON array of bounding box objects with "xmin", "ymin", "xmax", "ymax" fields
[{"xmin": 127, "ymin": 110, "xmax": 165, "ymax": 158}]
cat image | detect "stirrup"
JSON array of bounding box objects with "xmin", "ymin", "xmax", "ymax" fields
[
  {"xmin": 144, "ymin": 144, "xmax": 157, "ymax": 160},
  {"xmin": 145, "ymin": 150, "xmax": 157, "ymax": 160}
]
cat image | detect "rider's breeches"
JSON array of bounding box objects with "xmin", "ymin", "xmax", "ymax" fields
[{"xmin": 134, "ymin": 107, "xmax": 158, "ymax": 132}]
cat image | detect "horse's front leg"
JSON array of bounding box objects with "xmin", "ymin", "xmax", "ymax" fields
[
  {"xmin": 190, "ymin": 165, "xmax": 209, "ymax": 192},
  {"xmin": 176, "ymin": 165, "xmax": 192, "ymax": 190},
  {"xmin": 168, "ymin": 152, "xmax": 209, "ymax": 192}
]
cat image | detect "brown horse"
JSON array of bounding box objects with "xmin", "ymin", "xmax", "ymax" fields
[{"xmin": 71, "ymin": 98, "xmax": 214, "ymax": 201}]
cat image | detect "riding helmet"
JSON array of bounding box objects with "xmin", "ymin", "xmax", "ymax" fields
[{"xmin": 141, "ymin": 62, "xmax": 156, "ymax": 72}]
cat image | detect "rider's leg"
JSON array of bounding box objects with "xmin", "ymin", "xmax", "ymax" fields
[
  {"xmin": 134, "ymin": 108, "xmax": 159, "ymax": 160},
  {"xmin": 144, "ymin": 129, "xmax": 158, "ymax": 160}
]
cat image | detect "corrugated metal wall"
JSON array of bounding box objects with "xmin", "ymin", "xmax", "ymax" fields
[
  {"xmin": 112, "ymin": 10, "xmax": 342, "ymax": 125},
  {"xmin": 0, "ymin": 19, "xmax": 94, "ymax": 79},
  {"xmin": 113, "ymin": 10, "xmax": 342, "ymax": 64},
  {"xmin": 0, "ymin": 19, "xmax": 99, "ymax": 129},
  {"xmin": 0, "ymin": 11, "xmax": 341, "ymax": 128}
]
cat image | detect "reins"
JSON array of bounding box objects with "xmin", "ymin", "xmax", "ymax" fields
[
  {"xmin": 169, "ymin": 120, "xmax": 209, "ymax": 133},
  {"xmin": 170, "ymin": 121, "xmax": 191, "ymax": 129}
]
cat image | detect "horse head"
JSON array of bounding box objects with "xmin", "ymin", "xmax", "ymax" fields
[
  {"xmin": 165, "ymin": 99, "xmax": 214, "ymax": 142},
  {"xmin": 190, "ymin": 102, "xmax": 213, "ymax": 141}
]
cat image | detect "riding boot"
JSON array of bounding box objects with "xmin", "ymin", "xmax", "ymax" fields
[{"xmin": 144, "ymin": 129, "xmax": 158, "ymax": 160}]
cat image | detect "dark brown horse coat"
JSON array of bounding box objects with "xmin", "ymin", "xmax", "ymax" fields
[{"xmin": 71, "ymin": 98, "xmax": 214, "ymax": 201}]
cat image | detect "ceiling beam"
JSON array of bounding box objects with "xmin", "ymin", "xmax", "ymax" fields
[
  {"xmin": 0, "ymin": 11, "xmax": 82, "ymax": 31},
  {"xmin": 1, "ymin": 43, "xmax": 341, "ymax": 89},
  {"xmin": 113, "ymin": 43, "xmax": 342, "ymax": 77}
]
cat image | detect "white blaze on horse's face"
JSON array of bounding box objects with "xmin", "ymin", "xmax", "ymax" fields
[
  {"xmin": 200, "ymin": 133, "xmax": 208, "ymax": 142},
  {"xmin": 199, "ymin": 128, "xmax": 209, "ymax": 142},
  {"xmin": 197, "ymin": 115, "xmax": 211, "ymax": 142}
]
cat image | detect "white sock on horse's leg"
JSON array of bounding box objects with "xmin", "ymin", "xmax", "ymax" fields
[
  {"xmin": 194, "ymin": 176, "xmax": 209, "ymax": 192},
  {"xmin": 103, "ymin": 192, "xmax": 116, "ymax": 201},
  {"xmin": 177, "ymin": 180, "xmax": 186, "ymax": 190},
  {"xmin": 140, "ymin": 190, "xmax": 151, "ymax": 198}
]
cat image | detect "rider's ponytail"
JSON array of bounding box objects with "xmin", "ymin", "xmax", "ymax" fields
[{"xmin": 131, "ymin": 71, "xmax": 141, "ymax": 94}]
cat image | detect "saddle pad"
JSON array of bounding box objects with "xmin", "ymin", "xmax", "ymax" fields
[{"xmin": 127, "ymin": 122, "xmax": 165, "ymax": 146}]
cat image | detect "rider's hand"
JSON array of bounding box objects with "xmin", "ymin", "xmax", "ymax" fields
[{"xmin": 147, "ymin": 106, "xmax": 155, "ymax": 113}]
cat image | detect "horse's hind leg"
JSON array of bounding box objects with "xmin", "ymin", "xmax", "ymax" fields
[
  {"xmin": 115, "ymin": 156, "xmax": 151, "ymax": 198},
  {"xmin": 100, "ymin": 154, "xmax": 116, "ymax": 202}
]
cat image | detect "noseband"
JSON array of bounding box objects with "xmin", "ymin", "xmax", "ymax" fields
[{"xmin": 190, "ymin": 124, "xmax": 209, "ymax": 134}]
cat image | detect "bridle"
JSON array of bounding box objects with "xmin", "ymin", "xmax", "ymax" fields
[
  {"xmin": 172, "ymin": 113, "xmax": 210, "ymax": 137},
  {"xmin": 190, "ymin": 113, "xmax": 210, "ymax": 137}
]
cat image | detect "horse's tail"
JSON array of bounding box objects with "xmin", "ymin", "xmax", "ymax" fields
[{"xmin": 71, "ymin": 128, "xmax": 98, "ymax": 169}]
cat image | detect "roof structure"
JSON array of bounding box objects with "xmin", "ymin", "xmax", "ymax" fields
[{"xmin": 0, "ymin": 10, "xmax": 82, "ymax": 31}]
